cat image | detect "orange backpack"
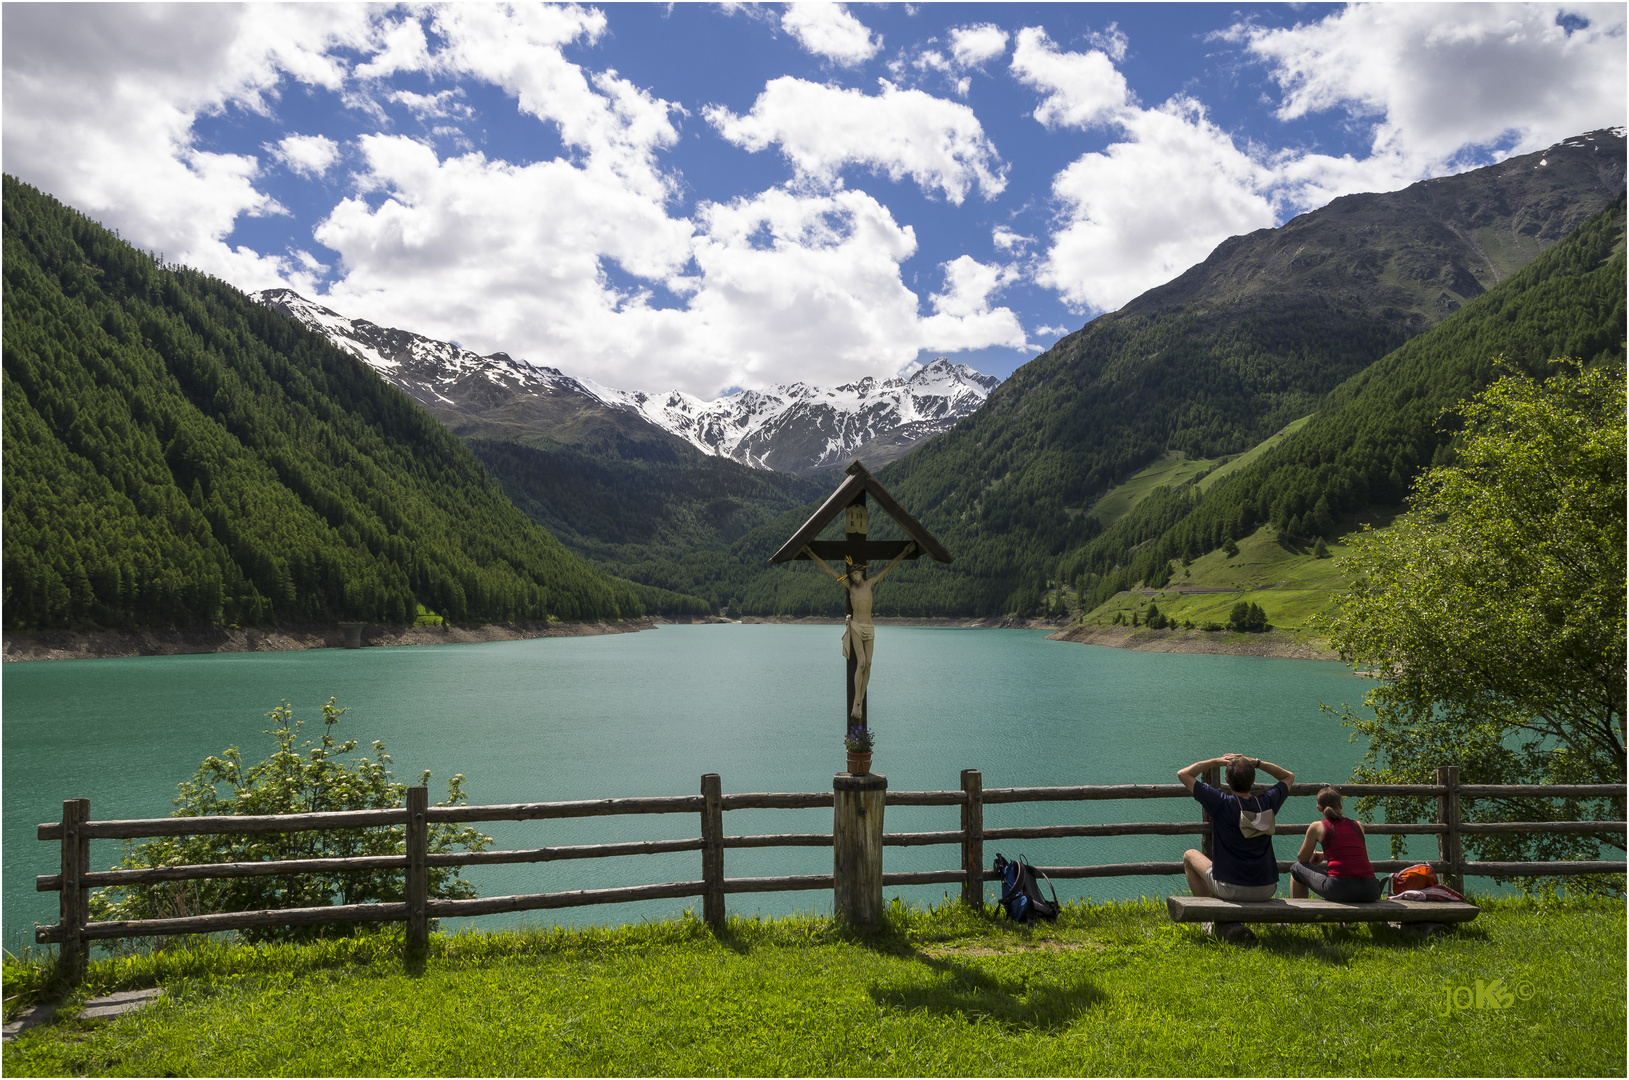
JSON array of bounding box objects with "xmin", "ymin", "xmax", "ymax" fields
[{"xmin": 1391, "ymin": 863, "xmax": 1438, "ymax": 893}]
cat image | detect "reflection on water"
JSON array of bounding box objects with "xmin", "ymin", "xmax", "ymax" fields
[{"xmin": 3, "ymin": 625, "xmax": 1389, "ymax": 949}]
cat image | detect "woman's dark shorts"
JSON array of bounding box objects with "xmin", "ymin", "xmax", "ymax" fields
[{"xmin": 1291, "ymin": 861, "xmax": 1382, "ymax": 902}]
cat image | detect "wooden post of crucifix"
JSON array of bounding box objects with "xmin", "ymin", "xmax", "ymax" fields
[{"xmin": 769, "ymin": 460, "xmax": 953, "ymax": 926}]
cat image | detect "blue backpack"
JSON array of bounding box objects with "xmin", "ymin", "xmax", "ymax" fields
[{"xmin": 992, "ymin": 852, "xmax": 1059, "ymax": 923}]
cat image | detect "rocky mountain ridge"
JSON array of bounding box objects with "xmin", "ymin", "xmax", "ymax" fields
[{"xmin": 250, "ymin": 289, "xmax": 998, "ymax": 474}]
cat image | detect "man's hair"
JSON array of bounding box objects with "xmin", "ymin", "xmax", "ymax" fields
[
  {"xmin": 1316, "ymin": 785, "xmax": 1344, "ymax": 819},
  {"xmin": 1225, "ymin": 758, "xmax": 1256, "ymax": 793}
]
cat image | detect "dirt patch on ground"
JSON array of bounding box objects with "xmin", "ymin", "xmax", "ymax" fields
[
  {"xmin": 2, "ymin": 620, "xmax": 656, "ymax": 663},
  {"xmin": 1046, "ymin": 623, "xmax": 1338, "ymax": 661}
]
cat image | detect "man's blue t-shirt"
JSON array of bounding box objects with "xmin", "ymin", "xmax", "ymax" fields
[{"xmin": 1192, "ymin": 780, "xmax": 1289, "ymax": 886}]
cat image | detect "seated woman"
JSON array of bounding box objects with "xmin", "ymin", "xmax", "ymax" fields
[{"xmin": 1291, "ymin": 785, "xmax": 1382, "ymax": 903}]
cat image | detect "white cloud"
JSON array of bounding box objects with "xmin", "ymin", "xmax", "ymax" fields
[
  {"xmin": 991, "ymin": 225, "xmax": 1034, "ymax": 252},
  {"xmin": 0, "ymin": 3, "xmax": 376, "ymax": 288},
  {"xmin": 1017, "ymin": 9, "xmax": 1627, "ymax": 315},
  {"xmin": 949, "ymin": 24, "xmax": 1009, "ymax": 68},
  {"xmin": 268, "ymin": 133, "xmax": 340, "ymax": 178},
  {"xmin": 421, "ymin": 5, "xmax": 682, "ymax": 198},
  {"xmin": 316, "ymin": 154, "xmax": 1023, "ymax": 395},
  {"xmin": 389, "ymin": 88, "xmax": 474, "ymax": 121},
  {"xmin": 316, "ymin": 135, "xmax": 695, "ymax": 344},
  {"xmin": 1234, "ymin": 2, "xmax": 1627, "ymax": 178},
  {"xmin": 706, "ymin": 77, "xmax": 1006, "ymax": 203},
  {"xmin": 1010, "ymin": 26, "xmax": 1130, "ymax": 129},
  {"xmin": 780, "ymin": 3, "xmax": 881, "ymax": 67},
  {"xmin": 921, "ymin": 255, "xmax": 1027, "ymax": 352},
  {"xmin": 1037, "ymin": 98, "xmax": 1277, "ymax": 312}
]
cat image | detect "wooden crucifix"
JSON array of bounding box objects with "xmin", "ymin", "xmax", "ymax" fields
[{"xmin": 768, "ymin": 461, "xmax": 953, "ymax": 741}]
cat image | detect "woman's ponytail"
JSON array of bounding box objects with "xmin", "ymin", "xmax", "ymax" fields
[{"xmin": 1316, "ymin": 785, "xmax": 1344, "ymax": 821}]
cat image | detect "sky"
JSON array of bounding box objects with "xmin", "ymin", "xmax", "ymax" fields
[{"xmin": 3, "ymin": 3, "xmax": 1624, "ymax": 399}]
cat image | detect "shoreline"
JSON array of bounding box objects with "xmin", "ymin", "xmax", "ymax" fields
[
  {"xmin": 1, "ymin": 617, "xmax": 1339, "ymax": 663},
  {"xmin": 731, "ymin": 615, "xmax": 1073, "ymax": 629},
  {"xmin": 1046, "ymin": 622, "xmax": 1339, "ymax": 661},
  {"xmin": 0, "ymin": 620, "xmax": 656, "ymax": 663}
]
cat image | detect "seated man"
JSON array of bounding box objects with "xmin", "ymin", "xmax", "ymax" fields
[{"xmin": 1178, "ymin": 753, "xmax": 1294, "ymax": 904}]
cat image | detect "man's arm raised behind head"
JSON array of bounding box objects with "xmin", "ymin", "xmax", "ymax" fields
[{"xmin": 1177, "ymin": 756, "xmax": 1229, "ymax": 794}]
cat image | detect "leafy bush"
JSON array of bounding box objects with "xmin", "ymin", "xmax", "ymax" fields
[{"xmin": 89, "ymin": 699, "xmax": 491, "ymax": 941}]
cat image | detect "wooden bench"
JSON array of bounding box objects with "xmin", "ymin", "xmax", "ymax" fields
[{"xmin": 1168, "ymin": 895, "xmax": 1481, "ymax": 927}]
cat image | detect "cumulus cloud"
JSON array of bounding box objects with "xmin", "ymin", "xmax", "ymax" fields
[
  {"xmin": 1008, "ymin": 28, "xmax": 1276, "ymax": 311},
  {"xmin": 706, "ymin": 77, "xmax": 1006, "ymax": 203},
  {"xmin": 991, "ymin": 225, "xmax": 1034, "ymax": 251},
  {"xmin": 1015, "ymin": 9, "xmax": 1626, "ymax": 315},
  {"xmin": 780, "ymin": 2, "xmax": 881, "ymax": 67},
  {"xmin": 1230, "ymin": 3, "xmax": 1628, "ymax": 202},
  {"xmin": 317, "ymin": 154, "xmax": 1022, "ymax": 395},
  {"xmin": 1037, "ymin": 98, "xmax": 1276, "ymax": 311},
  {"xmin": 949, "ymin": 23, "xmax": 1010, "ymax": 68},
  {"xmin": 1011, "ymin": 26, "xmax": 1130, "ymax": 129},
  {"xmin": 389, "ymin": 88, "xmax": 474, "ymax": 121},
  {"xmin": 0, "ymin": 3, "xmax": 375, "ymax": 288},
  {"xmin": 268, "ymin": 133, "xmax": 340, "ymax": 178},
  {"xmin": 921, "ymin": 255, "xmax": 1028, "ymax": 351}
]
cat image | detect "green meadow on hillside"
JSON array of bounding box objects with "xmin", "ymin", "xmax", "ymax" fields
[
  {"xmin": 1086, "ymin": 415, "xmax": 1317, "ymax": 532},
  {"xmin": 1075, "ymin": 516, "xmax": 1383, "ymax": 635}
]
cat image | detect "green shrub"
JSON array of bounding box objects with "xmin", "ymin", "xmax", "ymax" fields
[{"xmin": 88, "ymin": 699, "xmax": 491, "ymax": 941}]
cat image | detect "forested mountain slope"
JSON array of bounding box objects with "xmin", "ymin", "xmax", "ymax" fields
[
  {"xmin": 859, "ymin": 131, "xmax": 1625, "ymax": 615},
  {"xmin": 2, "ymin": 177, "xmax": 641, "ymax": 630},
  {"xmin": 1062, "ymin": 195, "xmax": 1627, "ymax": 610}
]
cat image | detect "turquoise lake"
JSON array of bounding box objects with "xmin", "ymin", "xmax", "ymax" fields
[{"xmin": 2, "ymin": 625, "xmax": 1400, "ymax": 951}]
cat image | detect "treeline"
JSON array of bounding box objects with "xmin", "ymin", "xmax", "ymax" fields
[
  {"xmin": 2, "ymin": 176, "xmax": 641, "ymax": 630},
  {"xmin": 1059, "ymin": 197, "xmax": 1628, "ymax": 609}
]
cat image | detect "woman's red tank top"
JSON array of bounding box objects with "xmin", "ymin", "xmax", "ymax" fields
[{"xmin": 1320, "ymin": 816, "xmax": 1375, "ymax": 878}]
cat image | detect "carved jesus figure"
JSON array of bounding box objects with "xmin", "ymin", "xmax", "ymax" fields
[{"xmin": 804, "ymin": 542, "xmax": 916, "ymax": 720}]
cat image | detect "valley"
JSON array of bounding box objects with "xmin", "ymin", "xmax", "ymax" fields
[{"xmin": 3, "ymin": 131, "xmax": 1623, "ymax": 644}]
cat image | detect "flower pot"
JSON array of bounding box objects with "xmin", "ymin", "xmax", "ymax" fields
[{"xmin": 846, "ymin": 751, "xmax": 872, "ymax": 775}]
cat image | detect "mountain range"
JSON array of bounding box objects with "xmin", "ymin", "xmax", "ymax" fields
[{"xmin": 250, "ymin": 288, "xmax": 998, "ymax": 475}]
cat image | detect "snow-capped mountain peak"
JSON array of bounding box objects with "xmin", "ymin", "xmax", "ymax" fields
[{"xmin": 251, "ymin": 289, "xmax": 1000, "ymax": 473}]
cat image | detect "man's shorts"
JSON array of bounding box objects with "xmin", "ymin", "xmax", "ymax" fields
[{"xmin": 1204, "ymin": 866, "xmax": 1276, "ymax": 901}]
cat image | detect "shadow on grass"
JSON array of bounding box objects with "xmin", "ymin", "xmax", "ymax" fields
[
  {"xmin": 1196, "ymin": 920, "xmax": 1492, "ymax": 962},
  {"xmin": 869, "ymin": 953, "xmax": 1106, "ymax": 1031}
]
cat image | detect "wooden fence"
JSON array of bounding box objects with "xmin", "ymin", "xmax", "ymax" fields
[{"xmin": 37, "ymin": 766, "xmax": 1626, "ymax": 979}]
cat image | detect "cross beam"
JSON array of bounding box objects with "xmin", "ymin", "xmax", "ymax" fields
[{"xmin": 767, "ymin": 461, "xmax": 952, "ymax": 565}]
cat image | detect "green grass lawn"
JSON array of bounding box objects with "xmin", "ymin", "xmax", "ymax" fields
[{"xmin": 5, "ymin": 896, "xmax": 1623, "ymax": 1076}]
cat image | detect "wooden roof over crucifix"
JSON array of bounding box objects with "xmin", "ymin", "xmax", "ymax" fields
[{"xmin": 768, "ymin": 460, "xmax": 954, "ymax": 565}]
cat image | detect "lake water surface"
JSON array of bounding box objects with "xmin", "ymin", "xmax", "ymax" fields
[{"xmin": 2, "ymin": 625, "xmax": 1387, "ymax": 950}]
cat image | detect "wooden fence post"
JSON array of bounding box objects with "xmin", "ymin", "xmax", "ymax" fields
[
  {"xmin": 960, "ymin": 770, "xmax": 983, "ymax": 910},
  {"xmin": 1437, "ymin": 766, "xmax": 1463, "ymax": 893},
  {"xmin": 1200, "ymin": 768, "xmax": 1218, "ymax": 858},
  {"xmin": 405, "ymin": 786, "xmax": 429, "ymax": 968},
  {"xmin": 59, "ymin": 798, "xmax": 90, "ymax": 983},
  {"xmin": 834, "ymin": 772, "xmax": 886, "ymax": 926},
  {"xmin": 701, "ymin": 773, "xmax": 725, "ymax": 926}
]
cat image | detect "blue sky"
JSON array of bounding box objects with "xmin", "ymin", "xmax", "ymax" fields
[{"xmin": 4, "ymin": 3, "xmax": 1623, "ymax": 397}]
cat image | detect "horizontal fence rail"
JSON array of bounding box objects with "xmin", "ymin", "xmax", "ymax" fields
[{"xmin": 35, "ymin": 773, "xmax": 1626, "ymax": 980}]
